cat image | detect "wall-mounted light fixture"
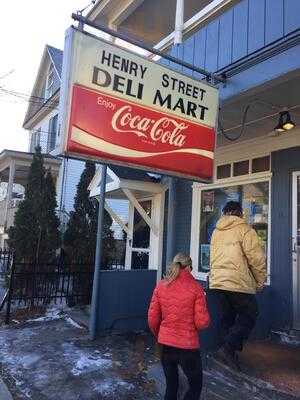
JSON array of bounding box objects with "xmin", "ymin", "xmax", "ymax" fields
[{"xmin": 274, "ymin": 111, "xmax": 296, "ymax": 133}]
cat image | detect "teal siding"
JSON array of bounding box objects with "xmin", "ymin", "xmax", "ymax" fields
[
  {"xmin": 218, "ymin": 11, "xmax": 233, "ymax": 69},
  {"xmin": 193, "ymin": 29, "xmax": 207, "ymax": 79},
  {"xmin": 265, "ymin": 0, "xmax": 284, "ymax": 44},
  {"xmin": 205, "ymin": 19, "xmax": 219, "ymax": 71},
  {"xmin": 232, "ymin": 0, "xmax": 249, "ymax": 61},
  {"xmin": 174, "ymin": 179, "xmax": 193, "ymax": 254},
  {"xmin": 95, "ymin": 270, "xmax": 156, "ymax": 332},
  {"xmin": 248, "ymin": 0, "xmax": 265, "ymax": 53},
  {"xmin": 271, "ymin": 147, "xmax": 300, "ymax": 330},
  {"xmin": 284, "ymin": 0, "xmax": 300, "ymax": 34},
  {"xmin": 182, "ymin": 35, "xmax": 194, "ymax": 75},
  {"xmin": 178, "ymin": 0, "xmax": 300, "ymax": 73}
]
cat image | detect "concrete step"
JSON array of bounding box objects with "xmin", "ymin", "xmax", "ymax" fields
[{"xmin": 206, "ymin": 354, "xmax": 299, "ymax": 400}]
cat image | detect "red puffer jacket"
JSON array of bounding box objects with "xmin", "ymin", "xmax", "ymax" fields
[{"xmin": 148, "ymin": 270, "xmax": 210, "ymax": 349}]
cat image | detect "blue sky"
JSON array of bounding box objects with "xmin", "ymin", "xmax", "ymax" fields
[{"xmin": 0, "ymin": 0, "xmax": 91, "ymax": 152}]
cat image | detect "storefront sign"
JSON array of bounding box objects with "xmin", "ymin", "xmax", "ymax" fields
[{"xmin": 59, "ymin": 28, "xmax": 219, "ymax": 181}]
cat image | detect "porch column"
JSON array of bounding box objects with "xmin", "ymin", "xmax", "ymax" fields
[
  {"xmin": 166, "ymin": 177, "xmax": 176, "ymax": 264},
  {"xmin": 4, "ymin": 160, "xmax": 15, "ymax": 229}
]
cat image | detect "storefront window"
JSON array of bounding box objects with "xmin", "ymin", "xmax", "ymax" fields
[{"xmin": 198, "ymin": 181, "xmax": 269, "ymax": 274}]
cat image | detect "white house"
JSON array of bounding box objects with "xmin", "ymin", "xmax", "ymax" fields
[{"xmin": 22, "ymin": 44, "xmax": 128, "ymax": 238}]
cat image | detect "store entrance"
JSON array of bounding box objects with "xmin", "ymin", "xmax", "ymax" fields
[{"xmin": 292, "ymin": 172, "xmax": 300, "ymax": 330}]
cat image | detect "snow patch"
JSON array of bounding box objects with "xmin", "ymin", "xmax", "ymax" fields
[
  {"xmin": 277, "ymin": 331, "xmax": 300, "ymax": 346},
  {"xmin": 0, "ymin": 336, "xmax": 39, "ymax": 397},
  {"xmin": 65, "ymin": 316, "xmax": 84, "ymax": 329},
  {"xmin": 92, "ymin": 378, "xmax": 134, "ymax": 395},
  {"xmin": 18, "ymin": 354, "xmax": 41, "ymax": 369},
  {"xmin": 27, "ymin": 306, "xmax": 63, "ymax": 322},
  {"xmin": 71, "ymin": 354, "xmax": 112, "ymax": 376},
  {"xmin": 62, "ymin": 343, "xmax": 112, "ymax": 376}
]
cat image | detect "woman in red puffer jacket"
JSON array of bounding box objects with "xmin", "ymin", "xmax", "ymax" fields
[{"xmin": 148, "ymin": 253, "xmax": 210, "ymax": 400}]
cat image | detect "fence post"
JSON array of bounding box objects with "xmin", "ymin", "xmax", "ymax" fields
[{"xmin": 5, "ymin": 260, "xmax": 15, "ymax": 324}]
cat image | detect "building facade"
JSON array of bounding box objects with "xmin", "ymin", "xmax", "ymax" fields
[{"xmin": 86, "ymin": 0, "xmax": 300, "ymax": 344}]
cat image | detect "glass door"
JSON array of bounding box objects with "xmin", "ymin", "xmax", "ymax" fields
[
  {"xmin": 126, "ymin": 200, "xmax": 152, "ymax": 270},
  {"xmin": 292, "ymin": 172, "xmax": 300, "ymax": 329}
]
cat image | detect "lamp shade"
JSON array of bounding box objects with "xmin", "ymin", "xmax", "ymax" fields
[
  {"xmin": 282, "ymin": 112, "xmax": 296, "ymax": 130},
  {"xmin": 274, "ymin": 111, "xmax": 296, "ymax": 132}
]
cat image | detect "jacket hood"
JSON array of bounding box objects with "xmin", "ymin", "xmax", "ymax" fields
[{"xmin": 216, "ymin": 215, "xmax": 247, "ymax": 231}]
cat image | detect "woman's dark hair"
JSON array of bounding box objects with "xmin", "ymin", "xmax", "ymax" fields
[{"xmin": 222, "ymin": 201, "xmax": 243, "ymax": 217}]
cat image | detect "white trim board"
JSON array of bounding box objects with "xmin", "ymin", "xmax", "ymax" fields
[{"xmin": 215, "ymin": 129, "xmax": 300, "ymax": 165}]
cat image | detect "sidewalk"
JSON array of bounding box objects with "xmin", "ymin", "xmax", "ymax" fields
[
  {"xmin": 0, "ymin": 307, "xmax": 299, "ymax": 399},
  {"xmin": 0, "ymin": 377, "xmax": 13, "ymax": 400}
]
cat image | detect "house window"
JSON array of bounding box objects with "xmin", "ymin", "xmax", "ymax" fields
[
  {"xmin": 216, "ymin": 155, "xmax": 270, "ymax": 180},
  {"xmin": 194, "ymin": 178, "xmax": 270, "ymax": 278},
  {"xmin": 252, "ymin": 156, "xmax": 270, "ymax": 173},
  {"xmin": 217, "ymin": 164, "xmax": 231, "ymax": 179},
  {"xmin": 47, "ymin": 115, "xmax": 58, "ymax": 152},
  {"xmin": 45, "ymin": 65, "xmax": 54, "ymax": 100},
  {"xmin": 233, "ymin": 160, "xmax": 249, "ymax": 176},
  {"xmin": 30, "ymin": 128, "xmax": 41, "ymax": 152}
]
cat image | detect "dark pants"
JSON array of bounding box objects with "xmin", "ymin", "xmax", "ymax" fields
[
  {"xmin": 212, "ymin": 289, "xmax": 259, "ymax": 352},
  {"xmin": 161, "ymin": 345, "xmax": 202, "ymax": 400}
]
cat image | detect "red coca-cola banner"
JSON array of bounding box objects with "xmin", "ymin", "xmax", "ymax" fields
[{"xmin": 67, "ymin": 84, "xmax": 215, "ymax": 181}]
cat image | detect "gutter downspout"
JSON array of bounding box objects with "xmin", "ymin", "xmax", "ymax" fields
[{"xmin": 174, "ymin": 0, "xmax": 184, "ymax": 45}]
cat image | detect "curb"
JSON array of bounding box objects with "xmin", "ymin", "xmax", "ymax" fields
[{"xmin": 0, "ymin": 377, "xmax": 13, "ymax": 400}]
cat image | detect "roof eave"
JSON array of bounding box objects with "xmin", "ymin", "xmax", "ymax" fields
[
  {"xmin": 87, "ymin": 0, "xmax": 145, "ymax": 28},
  {"xmin": 22, "ymin": 89, "xmax": 60, "ymax": 130}
]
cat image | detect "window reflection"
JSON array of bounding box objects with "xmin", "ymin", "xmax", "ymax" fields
[{"xmin": 199, "ymin": 181, "xmax": 269, "ymax": 273}]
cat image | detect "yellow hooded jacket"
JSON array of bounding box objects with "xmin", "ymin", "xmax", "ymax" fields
[{"xmin": 209, "ymin": 216, "xmax": 267, "ymax": 294}]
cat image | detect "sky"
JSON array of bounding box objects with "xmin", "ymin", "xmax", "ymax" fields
[{"xmin": 0, "ymin": 0, "xmax": 93, "ymax": 152}]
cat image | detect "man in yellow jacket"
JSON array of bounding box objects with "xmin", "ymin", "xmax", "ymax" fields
[{"xmin": 209, "ymin": 201, "xmax": 266, "ymax": 370}]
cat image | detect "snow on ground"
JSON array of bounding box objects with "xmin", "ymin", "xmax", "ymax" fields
[
  {"xmin": 92, "ymin": 378, "xmax": 134, "ymax": 396},
  {"xmin": 0, "ymin": 328, "xmax": 40, "ymax": 398},
  {"xmin": 62, "ymin": 342, "xmax": 112, "ymax": 376},
  {"xmin": 27, "ymin": 306, "xmax": 63, "ymax": 322},
  {"xmin": 0, "ymin": 316, "xmax": 161, "ymax": 400},
  {"xmin": 27, "ymin": 305, "xmax": 85, "ymax": 329}
]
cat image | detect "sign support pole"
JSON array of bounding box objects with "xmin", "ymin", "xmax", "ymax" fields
[
  {"xmin": 166, "ymin": 177, "xmax": 176, "ymax": 267},
  {"xmin": 71, "ymin": 13, "xmax": 225, "ymax": 84},
  {"xmin": 90, "ymin": 164, "xmax": 107, "ymax": 340}
]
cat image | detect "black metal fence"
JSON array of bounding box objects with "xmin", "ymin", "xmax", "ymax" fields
[
  {"xmin": 0, "ymin": 248, "xmax": 14, "ymax": 278},
  {"xmin": 3, "ymin": 262, "xmax": 95, "ymax": 324},
  {"xmin": 1, "ymin": 252, "xmax": 129, "ymax": 324}
]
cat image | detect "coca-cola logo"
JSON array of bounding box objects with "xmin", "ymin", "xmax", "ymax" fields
[{"xmin": 111, "ymin": 105, "xmax": 187, "ymax": 147}]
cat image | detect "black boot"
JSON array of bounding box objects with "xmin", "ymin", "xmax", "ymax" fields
[{"xmin": 214, "ymin": 344, "xmax": 241, "ymax": 372}]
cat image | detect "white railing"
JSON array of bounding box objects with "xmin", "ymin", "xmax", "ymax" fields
[
  {"xmin": 0, "ymin": 200, "xmax": 6, "ymax": 227},
  {"xmin": 0, "ymin": 199, "xmax": 21, "ymax": 229}
]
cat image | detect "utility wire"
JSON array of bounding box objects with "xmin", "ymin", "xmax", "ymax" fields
[
  {"xmin": 0, "ymin": 86, "xmax": 59, "ymax": 109},
  {"xmin": 0, "ymin": 70, "xmax": 15, "ymax": 80},
  {"xmin": 0, "ymin": 93, "xmax": 58, "ymax": 110}
]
